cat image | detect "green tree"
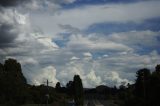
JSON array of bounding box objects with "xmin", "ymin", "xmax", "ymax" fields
[
  {"xmin": 73, "ymin": 75, "xmax": 84, "ymax": 106},
  {"xmin": 2, "ymin": 59, "xmax": 28, "ymax": 104},
  {"xmin": 135, "ymin": 68, "xmax": 150, "ymax": 97},
  {"xmin": 66, "ymin": 81, "xmax": 74, "ymax": 97},
  {"xmin": 155, "ymin": 64, "xmax": 160, "ymax": 72},
  {"xmin": 0, "ymin": 63, "xmax": 5, "ymax": 103},
  {"xmin": 55, "ymin": 82, "xmax": 61, "ymax": 92},
  {"xmin": 134, "ymin": 68, "xmax": 151, "ymax": 106},
  {"xmin": 148, "ymin": 65, "xmax": 160, "ymax": 106}
]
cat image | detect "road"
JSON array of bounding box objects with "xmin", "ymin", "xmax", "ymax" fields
[
  {"xmin": 84, "ymin": 100, "xmax": 118, "ymax": 106},
  {"xmin": 85, "ymin": 100, "xmax": 104, "ymax": 106}
]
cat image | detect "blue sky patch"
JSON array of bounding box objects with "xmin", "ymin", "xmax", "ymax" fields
[
  {"xmin": 62, "ymin": 0, "xmax": 144, "ymax": 9},
  {"xmin": 85, "ymin": 18, "xmax": 160, "ymax": 34}
]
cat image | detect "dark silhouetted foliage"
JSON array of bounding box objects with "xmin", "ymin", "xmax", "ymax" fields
[
  {"xmin": 55, "ymin": 82, "xmax": 61, "ymax": 92},
  {"xmin": 0, "ymin": 59, "xmax": 28, "ymax": 104},
  {"xmin": 73, "ymin": 75, "xmax": 84, "ymax": 106},
  {"xmin": 66, "ymin": 81, "xmax": 74, "ymax": 97},
  {"xmin": 1, "ymin": 58, "xmax": 160, "ymax": 106}
]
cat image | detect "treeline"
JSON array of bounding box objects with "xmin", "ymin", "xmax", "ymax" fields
[
  {"xmin": 118, "ymin": 65, "xmax": 160, "ymax": 106},
  {"xmin": 1, "ymin": 58, "xmax": 160, "ymax": 106},
  {"xmin": 85, "ymin": 65, "xmax": 160, "ymax": 106},
  {"xmin": 0, "ymin": 59, "xmax": 84, "ymax": 106}
]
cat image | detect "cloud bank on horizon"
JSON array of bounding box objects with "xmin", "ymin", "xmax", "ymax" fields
[{"xmin": 0, "ymin": 0, "xmax": 160, "ymax": 88}]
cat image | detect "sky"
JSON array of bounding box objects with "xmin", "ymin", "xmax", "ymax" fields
[{"xmin": 0, "ymin": 0, "xmax": 160, "ymax": 88}]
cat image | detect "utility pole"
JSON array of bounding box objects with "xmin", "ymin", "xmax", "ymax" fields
[{"xmin": 43, "ymin": 79, "xmax": 52, "ymax": 106}]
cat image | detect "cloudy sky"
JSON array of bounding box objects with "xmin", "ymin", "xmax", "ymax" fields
[{"xmin": 0, "ymin": 0, "xmax": 160, "ymax": 88}]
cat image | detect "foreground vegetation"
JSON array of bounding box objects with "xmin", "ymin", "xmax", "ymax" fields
[
  {"xmin": 0, "ymin": 59, "xmax": 84, "ymax": 106},
  {"xmin": 0, "ymin": 58, "xmax": 160, "ymax": 106},
  {"xmin": 85, "ymin": 65, "xmax": 160, "ymax": 106}
]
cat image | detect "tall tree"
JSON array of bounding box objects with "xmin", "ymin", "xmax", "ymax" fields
[
  {"xmin": 135, "ymin": 68, "xmax": 151, "ymax": 106},
  {"xmin": 66, "ymin": 81, "xmax": 74, "ymax": 97},
  {"xmin": 135, "ymin": 68, "xmax": 150, "ymax": 97},
  {"xmin": 148, "ymin": 64, "xmax": 160, "ymax": 106},
  {"xmin": 155, "ymin": 64, "xmax": 160, "ymax": 72},
  {"xmin": 73, "ymin": 75, "xmax": 84, "ymax": 106},
  {"xmin": 55, "ymin": 82, "xmax": 61, "ymax": 92},
  {"xmin": 0, "ymin": 63, "xmax": 5, "ymax": 103},
  {"xmin": 3, "ymin": 59, "xmax": 28, "ymax": 104}
]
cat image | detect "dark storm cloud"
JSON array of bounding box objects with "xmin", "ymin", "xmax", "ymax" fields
[
  {"xmin": 0, "ymin": 0, "xmax": 27, "ymax": 48},
  {"xmin": 0, "ymin": 24, "xmax": 18, "ymax": 47},
  {"xmin": 0, "ymin": 0, "xmax": 30, "ymax": 7}
]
